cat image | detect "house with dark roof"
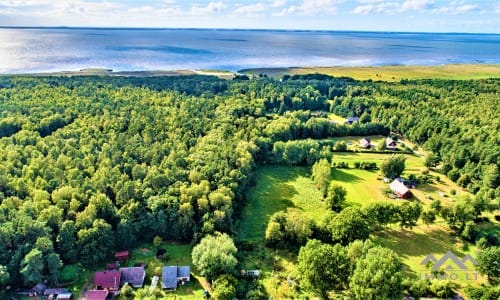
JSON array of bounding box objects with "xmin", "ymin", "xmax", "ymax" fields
[
  {"xmin": 359, "ymin": 137, "xmax": 372, "ymax": 149},
  {"xmin": 345, "ymin": 116, "xmax": 359, "ymax": 124},
  {"xmin": 120, "ymin": 266, "xmax": 146, "ymax": 288},
  {"xmin": 86, "ymin": 290, "xmax": 108, "ymax": 300},
  {"xmin": 177, "ymin": 266, "xmax": 191, "ymax": 283},
  {"xmin": 386, "ymin": 137, "xmax": 397, "ymax": 150},
  {"xmin": 390, "ymin": 179, "xmax": 412, "ymax": 199},
  {"xmin": 161, "ymin": 266, "xmax": 191, "ymax": 290},
  {"xmin": 94, "ymin": 270, "xmax": 120, "ymax": 291}
]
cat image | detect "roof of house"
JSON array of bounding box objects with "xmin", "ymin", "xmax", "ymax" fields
[
  {"xmin": 120, "ymin": 266, "xmax": 146, "ymax": 287},
  {"xmin": 386, "ymin": 137, "xmax": 397, "ymax": 146},
  {"xmin": 177, "ymin": 266, "xmax": 190, "ymax": 279},
  {"xmin": 360, "ymin": 138, "xmax": 371, "ymax": 147},
  {"xmin": 56, "ymin": 293, "xmax": 73, "ymax": 300},
  {"xmin": 162, "ymin": 266, "xmax": 178, "ymax": 289},
  {"xmin": 346, "ymin": 116, "xmax": 360, "ymax": 123},
  {"xmin": 86, "ymin": 290, "xmax": 109, "ymax": 300},
  {"xmin": 94, "ymin": 270, "xmax": 121, "ymax": 290},
  {"xmin": 390, "ymin": 179, "xmax": 410, "ymax": 196},
  {"xmin": 115, "ymin": 251, "xmax": 129, "ymax": 260}
]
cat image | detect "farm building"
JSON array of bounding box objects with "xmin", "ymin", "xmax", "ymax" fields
[
  {"xmin": 161, "ymin": 266, "xmax": 191, "ymax": 290},
  {"xmin": 94, "ymin": 270, "xmax": 120, "ymax": 291},
  {"xmin": 385, "ymin": 137, "xmax": 397, "ymax": 150},
  {"xmin": 390, "ymin": 179, "xmax": 413, "ymax": 199},
  {"xmin": 86, "ymin": 290, "xmax": 108, "ymax": 300},
  {"xmin": 345, "ymin": 116, "xmax": 359, "ymax": 124},
  {"xmin": 359, "ymin": 137, "xmax": 372, "ymax": 149},
  {"xmin": 120, "ymin": 266, "xmax": 146, "ymax": 288}
]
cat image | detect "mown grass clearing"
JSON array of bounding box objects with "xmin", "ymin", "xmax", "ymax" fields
[
  {"xmin": 372, "ymin": 224, "xmax": 487, "ymax": 285},
  {"xmin": 236, "ymin": 166, "xmax": 325, "ymax": 241}
]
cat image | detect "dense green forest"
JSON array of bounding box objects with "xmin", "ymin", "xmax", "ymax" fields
[{"xmin": 0, "ymin": 74, "xmax": 498, "ymax": 298}]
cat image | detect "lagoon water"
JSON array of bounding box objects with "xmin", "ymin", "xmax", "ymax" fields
[{"xmin": 0, "ymin": 28, "xmax": 499, "ymax": 73}]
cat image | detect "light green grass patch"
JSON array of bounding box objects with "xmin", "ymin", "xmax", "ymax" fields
[
  {"xmin": 372, "ymin": 224, "xmax": 487, "ymax": 285},
  {"xmin": 237, "ymin": 165, "xmax": 326, "ymax": 240},
  {"xmin": 331, "ymin": 168, "xmax": 390, "ymax": 206}
]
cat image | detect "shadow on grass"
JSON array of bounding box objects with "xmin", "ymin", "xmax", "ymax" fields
[
  {"xmin": 331, "ymin": 169, "xmax": 364, "ymax": 183},
  {"xmin": 373, "ymin": 226, "xmax": 465, "ymax": 259}
]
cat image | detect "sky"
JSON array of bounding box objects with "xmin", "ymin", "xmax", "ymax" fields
[{"xmin": 0, "ymin": 0, "xmax": 498, "ymax": 33}]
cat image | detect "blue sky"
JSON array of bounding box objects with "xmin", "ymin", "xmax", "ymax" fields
[{"xmin": 0, "ymin": 0, "xmax": 498, "ymax": 33}]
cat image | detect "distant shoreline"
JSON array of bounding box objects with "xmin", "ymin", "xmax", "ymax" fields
[{"xmin": 3, "ymin": 64, "xmax": 499, "ymax": 81}]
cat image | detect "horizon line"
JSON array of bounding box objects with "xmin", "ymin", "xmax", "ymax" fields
[{"xmin": 0, "ymin": 25, "xmax": 498, "ymax": 35}]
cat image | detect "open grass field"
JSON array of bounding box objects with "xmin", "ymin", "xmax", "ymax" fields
[
  {"xmin": 241, "ymin": 64, "xmax": 500, "ymax": 81},
  {"xmin": 236, "ymin": 166, "xmax": 326, "ymax": 241},
  {"xmin": 372, "ymin": 224, "xmax": 488, "ymax": 285},
  {"xmin": 235, "ymin": 149, "xmax": 486, "ymax": 297}
]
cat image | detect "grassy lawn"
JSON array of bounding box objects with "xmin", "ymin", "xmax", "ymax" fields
[
  {"xmin": 241, "ymin": 64, "xmax": 500, "ymax": 81},
  {"xmin": 372, "ymin": 224, "xmax": 488, "ymax": 285},
  {"xmin": 331, "ymin": 168, "xmax": 390, "ymax": 206},
  {"xmin": 236, "ymin": 165, "xmax": 326, "ymax": 241}
]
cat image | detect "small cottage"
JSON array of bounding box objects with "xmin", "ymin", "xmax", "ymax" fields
[
  {"xmin": 359, "ymin": 137, "xmax": 372, "ymax": 149},
  {"xmin": 386, "ymin": 137, "xmax": 397, "ymax": 150},
  {"xmin": 120, "ymin": 266, "xmax": 146, "ymax": 288},
  {"xmin": 390, "ymin": 179, "xmax": 412, "ymax": 199}
]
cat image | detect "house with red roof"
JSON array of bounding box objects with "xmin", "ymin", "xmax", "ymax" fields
[
  {"xmin": 94, "ymin": 270, "xmax": 120, "ymax": 291},
  {"xmin": 86, "ymin": 290, "xmax": 108, "ymax": 300},
  {"xmin": 390, "ymin": 179, "xmax": 413, "ymax": 199}
]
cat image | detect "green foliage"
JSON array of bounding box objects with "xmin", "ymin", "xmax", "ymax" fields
[
  {"xmin": 329, "ymin": 207, "xmax": 370, "ymax": 245},
  {"xmin": 380, "ymin": 154, "xmax": 406, "ymax": 179},
  {"xmin": 476, "ymin": 246, "xmax": 500, "ymax": 283},
  {"xmin": 326, "ymin": 183, "xmax": 347, "ymax": 211},
  {"xmin": 0, "ymin": 265, "xmax": 9, "ymax": 287},
  {"xmin": 265, "ymin": 209, "xmax": 313, "ymax": 249},
  {"xmin": 211, "ymin": 274, "xmax": 238, "ymax": 300},
  {"xmin": 311, "ymin": 159, "xmax": 331, "ymax": 195},
  {"xmin": 298, "ymin": 240, "xmax": 351, "ymax": 297},
  {"xmin": 428, "ymin": 280, "xmax": 457, "ymax": 299},
  {"xmin": 77, "ymin": 219, "xmax": 115, "ymax": 265},
  {"xmin": 192, "ymin": 233, "xmax": 238, "ymax": 280},
  {"xmin": 398, "ymin": 201, "xmax": 422, "ymax": 229},
  {"xmin": 349, "ymin": 246, "xmax": 403, "ymax": 300},
  {"xmin": 20, "ymin": 248, "xmax": 44, "ymax": 286}
]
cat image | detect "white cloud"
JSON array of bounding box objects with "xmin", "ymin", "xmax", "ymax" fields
[
  {"xmin": 432, "ymin": 1, "xmax": 479, "ymax": 15},
  {"xmin": 234, "ymin": 3, "xmax": 268, "ymax": 15},
  {"xmin": 270, "ymin": 0, "xmax": 287, "ymax": 7},
  {"xmin": 353, "ymin": 0, "xmax": 436, "ymax": 14},
  {"xmin": 353, "ymin": 2, "xmax": 399, "ymax": 14},
  {"xmin": 281, "ymin": 0, "xmax": 343, "ymax": 16},
  {"xmin": 191, "ymin": 1, "xmax": 226, "ymax": 15},
  {"xmin": 400, "ymin": 0, "xmax": 434, "ymax": 12}
]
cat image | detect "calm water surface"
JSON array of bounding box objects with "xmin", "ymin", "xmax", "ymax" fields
[{"xmin": 0, "ymin": 28, "xmax": 499, "ymax": 73}]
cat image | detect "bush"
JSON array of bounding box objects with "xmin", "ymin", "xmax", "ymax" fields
[
  {"xmin": 429, "ymin": 280, "xmax": 457, "ymax": 298},
  {"xmin": 58, "ymin": 264, "xmax": 80, "ymax": 283}
]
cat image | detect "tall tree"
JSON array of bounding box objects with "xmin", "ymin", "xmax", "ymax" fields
[
  {"xmin": 329, "ymin": 207, "xmax": 370, "ymax": 245},
  {"xmin": 325, "ymin": 183, "xmax": 347, "ymax": 211},
  {"xmin": 476, "ymin": 246, "xmax": 500, "ymax": 284},
  {"xmin": 192, "ymin": 233, "xmax": 238, "ymax": 280},
  {"xmin": 380, "ymin": 155, "xmax": 406, "ymax": 179},
  {"xmin": 350, "ymin": 246, "xmax": 403, "ymax": 300},
  {"xmin": 297, "ymin": 240, "xmax": 351, "ymax": 298},
  {"xmin": 20, "ymin": 249, "xmax": 44, "ymax": 286}
]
